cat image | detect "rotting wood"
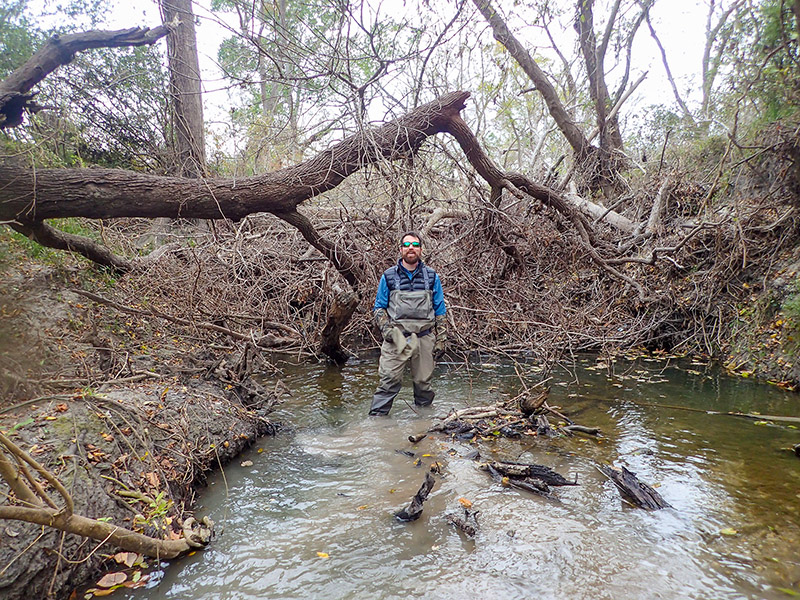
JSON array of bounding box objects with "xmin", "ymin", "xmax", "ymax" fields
[
  {"xmin": 395, "ymin": 472, "xmax": 436, "ymax": 522},
  {"xmin": 481, "ymin": 461, "xmax": 577, "ymax": 487},
  {"xmin": 430, "ymin": 393, "xmax": 596, "ymax": 441},
  {"xmin": 446, "ymin": 508, "xmax": 479, "ymax": 537},
  {"xmin": 484, "ymin": 463, "xmax": 553, "ymax": 499},
  {"xmin": 597, "ymin": 464, "xmax": 671, "ymax": 510}
]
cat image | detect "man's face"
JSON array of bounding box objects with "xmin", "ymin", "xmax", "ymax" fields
[{"xmin": 401, "ymin": 236, "xmax": 421, "ymax": 266}]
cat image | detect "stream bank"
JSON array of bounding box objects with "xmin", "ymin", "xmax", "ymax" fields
[{"xmin": 0, "ymin": 258, "xmax": 281, "ymax": 599}]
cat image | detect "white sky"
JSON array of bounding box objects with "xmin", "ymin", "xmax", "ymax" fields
[{"xmin": 31, "ymin": 0, "xmax": 713, "ymax": 147}]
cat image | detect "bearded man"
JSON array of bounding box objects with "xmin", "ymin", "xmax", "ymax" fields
[{"xmin": 369, "ymin": 231, "xmax": 447, "ymax": 416}]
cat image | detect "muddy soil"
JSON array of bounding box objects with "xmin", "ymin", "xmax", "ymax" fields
[{"xmin": 0, "ymin": 259, "xmax": 281, "ymax": 599}]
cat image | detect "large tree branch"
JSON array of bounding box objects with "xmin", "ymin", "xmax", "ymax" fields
[
  {"xmin": 0, "ymin": 25, "xmax": 173, "ymax": 129},
  {"xmin": 8, "ymin": 220, "xmax": 135, "ymax": 273},
  {"xmin": 0, "ymin": 91, "xmax": 470, "ymax": 221},
  {"xmin": 0, "ymin": 432, "xmax": 213, "ymax": 560},
  {"xmin": 472, "ymin": 0, "xmax": 591, "ymax": 158}
]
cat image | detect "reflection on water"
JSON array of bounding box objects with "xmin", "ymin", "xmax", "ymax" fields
[{"xmin": 119, "ymin": 355, "xmax": 800, "ymax": 600}]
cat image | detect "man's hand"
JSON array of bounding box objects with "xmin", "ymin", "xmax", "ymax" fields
[
  {"xmin": 374, "ymin": 309, "xmax": 394, "ymax": 341},
  {"xmin": 433, "ymin": 313, "xmax": 448, "ymax": 359}
]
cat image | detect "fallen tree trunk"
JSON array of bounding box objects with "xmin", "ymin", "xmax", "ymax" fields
[{"xmin": 0, "ymin": 92, "xmax": 471, "ymax": 224}]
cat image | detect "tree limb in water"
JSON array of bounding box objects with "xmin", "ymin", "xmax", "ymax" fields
[{"xmin": 395, "ymin": 472, "xmax": 436, "ymax": 522}]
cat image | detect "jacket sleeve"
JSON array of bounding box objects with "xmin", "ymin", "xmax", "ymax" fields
[
  {"xmin": 373, "ymin": 274, "xmax": 390, "ymax": 311},
  {"xmin": 432, "ymin": 274, "xmax": 446, "ymax": 316}
]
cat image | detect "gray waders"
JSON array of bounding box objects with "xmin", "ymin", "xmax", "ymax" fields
[{"xmin": 369, "ymin": 268, "xmax": 436, "ymax": 416}]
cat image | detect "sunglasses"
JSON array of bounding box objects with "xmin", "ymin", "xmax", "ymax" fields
[{"xmin": 402, "ymin": 241, "xmax": 421, "ymax": 247}]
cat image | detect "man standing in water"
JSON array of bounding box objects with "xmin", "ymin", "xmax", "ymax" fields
[{"xmin": 369, "ymin": 231, "xmax": 448, "ymax": 416}]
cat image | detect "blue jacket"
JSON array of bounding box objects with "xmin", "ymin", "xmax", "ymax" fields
[{"xmin": 373, "ymin": 260, "xmax": 446, "ymax": 316}]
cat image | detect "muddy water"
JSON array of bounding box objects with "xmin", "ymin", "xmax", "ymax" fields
[{"xmin": 120, "ymin": 356, "xmax": 800, "ymax": 600}]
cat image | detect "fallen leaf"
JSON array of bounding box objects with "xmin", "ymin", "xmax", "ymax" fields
[
  {"xmin": 720, "ymin": 528, "xmax": 738, "ymax": 536},
  {"xmin": 316, "ymin": 552, "xmax": 329, "ymax": 558},
  {"xmin": 357, "ymin": 505, "xmax": 368, "ymax": 510},
  {"xmin": 56, "ymin": 403, "xmax": 69, "ymax": 412},
  {"xmin": 458, "ymin": 498, "xmax": 473, "ymax": 509},
  {"xmin": 113, "ymin": 552, "xmax": 139, "ymax": 568},
  {"xmin": 97, "ymin": 571, "xmax": 127, "ymax": 588}
]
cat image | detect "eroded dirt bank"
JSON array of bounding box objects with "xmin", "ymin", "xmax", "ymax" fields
[{"xmin": 0, "ymin": 262, "xmax": 280, "ymax": 599}]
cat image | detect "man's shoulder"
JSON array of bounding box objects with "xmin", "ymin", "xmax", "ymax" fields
[{"xmin": 381, "ymin": 263, "xmax": 399, "ymax": 278}]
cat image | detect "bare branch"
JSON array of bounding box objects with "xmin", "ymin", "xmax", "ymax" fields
[{"xmin": 0, "ymin": 25, "xmax": 173, "ymax": 128}]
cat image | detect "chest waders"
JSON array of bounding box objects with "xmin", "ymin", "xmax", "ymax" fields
[{"xmin": 369, "ymin": 266, "xmax": 438, "ymax": 416}]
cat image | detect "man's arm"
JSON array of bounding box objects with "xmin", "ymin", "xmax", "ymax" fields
[
  {"xmin": 432, "ymin": 274, "xmax": 447, "ymax": 357},
  {"xmin": 373, "ymin": 274, "xmax": 393, "ymax": 340},
  {"xmin": 373, "ymin": 274, "xmax": 389, "ymax": 311},
  {"xmin": 432, "ymin": 274, "xmax": 446, "ymax": 316}
]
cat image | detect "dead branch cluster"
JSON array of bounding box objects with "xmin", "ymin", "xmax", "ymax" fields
[{"xmin": 58, "ymin": 116, "xmax": 800, "ymax": 383}]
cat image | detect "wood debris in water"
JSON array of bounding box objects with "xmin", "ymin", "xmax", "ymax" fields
[
  {"xmin": 429, "ymin": 388, "xmax": 601, "ymax": 441},
  {"xmin": 597, "ymin": 464, "xmax": 671, "ymax": 510},
  {"xmin": 446, "ymin": 506, "xmax": 480, "ymax": 537},
  {"xmin": 480, "ymin": 460, "xmax": 577, "ymax": 499},
  {"xmin": 395, "ymin": 472, "xmax": 436, "ymax": 522}
]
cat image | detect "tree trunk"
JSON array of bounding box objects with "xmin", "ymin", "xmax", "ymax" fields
[
  {"xmin": 472, "ymin": 0, "xmax": 590, "ymax": 160},
  {"xmin": 0, "ymin": 92, "xmax": 472, "ymax": 223},
  {"xmin": 575, "ymin": 0, "xmax": 624, "ymax": 153},
  {"xmin": 160, "ymin": 0, "xmax": 206, "ymax": 177}
]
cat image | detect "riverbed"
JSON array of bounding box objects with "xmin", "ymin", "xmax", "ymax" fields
[{"xmin": 118, "ymin": 355, "xmax": 800, "ymax": 600}]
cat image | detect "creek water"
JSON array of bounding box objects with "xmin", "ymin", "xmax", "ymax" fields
[{"xmin": 119, "ymin": 355, "xmax": 800, "ymax": 600}]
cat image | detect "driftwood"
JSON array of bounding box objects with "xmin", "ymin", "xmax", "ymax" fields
[
  {"xmin": 482, "ymin": 460, "xmax": 577, "ymax": 487},
  {"xmin": 446, "ymin": 508, "xmax": 479, "ymax": 537},
  {"xmin": 479, "ymin": 460, "xmax": 577, "ymax": 500},
  {"xmin": 395, "ymin": 472, "xmax": 436, "ymax": 522},
  {"xmin": 598, "ymin": 465, "xmax": 671, "ymax": 510},
  {"xmin": 485, "ymin": 464, "xmax": 552, "ymax": 498},
  {"xmin": 430, "ymin": 393, "xmax": 595, "ymax": 441}
]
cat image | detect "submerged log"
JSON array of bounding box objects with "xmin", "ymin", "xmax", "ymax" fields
[
  {"xmin": 561, "ymin": 425, "xmax": 602, "ymax": 436},
  {"xmin": 482, "ymin": 461, "xmax": 577, "ymax": 487},
  {"xmin": 395, "ymin": 472, "xmax": 436, "ymax": 522},
  {"xmin": 446, "ymin": 508, "xmax": 479, "ymax": 537},
  {"xmin": 598, "ymin": 464, "xmax": 671, "ymax": 510}
]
